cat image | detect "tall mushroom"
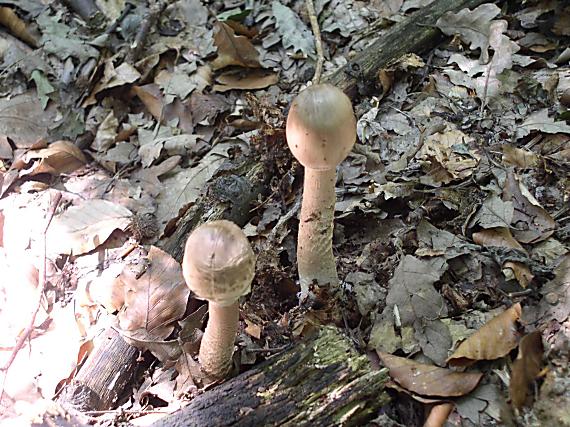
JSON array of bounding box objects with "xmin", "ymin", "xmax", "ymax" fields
[
  {"xmin": 182, "ymin": 220, "xmax": 256, "ymax": 379},
  {"xmin": 286, "ymin": 84, "xmax": 357, "ymax": 297}
]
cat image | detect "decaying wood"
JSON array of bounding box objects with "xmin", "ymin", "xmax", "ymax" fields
[
  {"xmin": 328, "ymin": 0, "xmax": 494, "ymax": 95},
  {"xmin": 59, "ymin": 0, "xmax": 490, "ymax": 414},
  {"xmin": 57, "ymin": 328, "xmax": 139, "ymax": 411},
  {"xmin": 151, "ymin": 327, "xmax": 389, "ymax": 427}
]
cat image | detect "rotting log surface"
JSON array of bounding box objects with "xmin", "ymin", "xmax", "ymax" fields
[
  {"xmin": 57, "ymin": 328, "xmax": 139, "ymax": 411},
  {"xmin": 328, "ymin": 0, "xmax": 493, "ymax": 95},
  {"xmin": 58, "ymin": 0, "xmax": 493, "ymax": 413},
  {"xmin": 151, "ymin": 327, "xmax": 389, "ymax": 427}
]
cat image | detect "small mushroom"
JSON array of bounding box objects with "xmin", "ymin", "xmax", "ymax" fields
[
  {"xmin": 182, "ymin": 220, "xmax": 256, "ymax": 379},
  {"xmin": 286, "ymin": 84, "xmax": 357, "ymax": 297}
]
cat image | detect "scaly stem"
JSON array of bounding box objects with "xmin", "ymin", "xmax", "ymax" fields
[
  {"xmin": 199, "ymin": 301, "xmax": 239, "ymax": 379},
  {"xmin": 297, "ymin": 167, "xmax": 338, "ymax": 296}
]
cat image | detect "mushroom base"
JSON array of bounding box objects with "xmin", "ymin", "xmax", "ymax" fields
[
  {"xmin": 297, "ymin": 168, "xmax": 339, "ymax": 296},
  {"xmin": 199, "ymin": 301, "xmax": 239, "ymax": 379}
]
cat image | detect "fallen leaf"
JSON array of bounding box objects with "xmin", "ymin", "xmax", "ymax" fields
[
  {"xmin": 503, "ymin": 171, "xmax": 556, "ymax": 244},
  {"xmin": 385, "ymin": 255, "xmax": 448, "ymax": 326},
  {"xmin": 537, "ymin": 253, "xmax": 570, "ymax": 323},
  {"xmin": 502, "ymin": 145, "xmax": 541, "ymax": 168},
  {"xmin": 503, "ymin": 261, "xmax": 534, "ymax": 289},
  {"xmin": 509, "ymin": 330, "xmax": 544, "ymax": 409},
  {"xmin": 436, "ymin": 3, "xmax": 501, "ymax": 60},
  {"xmin": 469, "ymin": 195, "xmax": 514, "ymax": 229},
  {"xmin": 414, "ymin": 319, "xmax": 453, "ymax": 366},
  {"xmin": 0, "ymin": 92, "xmax": 58, "ymax": 148},
  {"xmin": 213, "ymin": 69, "xmax": 279, "ymax": 92},
  {"xmin": 84, "ymin": 62, "xmax": 141, "ymax": 106},
  {"xmin": 21, "ymin": 140, "xmax": 87, "ymax": 176},
  {"xmin": 0, "ymin": 6, "xmax": 38, "ymax": 47},
  {"xmin": 211, "ymin": 21, "xmax": 260, "ymax": 70},
  {"xmin": 119, "ymin": 246, "xmax": 190, "ymax": 339},
  {"xmin": 46, "ymin": 199, "xmax": 133, "ymax": 256},
  {"xmin": 244, "ymin": 319, "xmax": 262, "ymax": 340},
  {"xmin": 378, "ymin": 352, "xmax": 482, "ymax": 397},
  {"xmin": 515, "ymin": 108, "xmax": 570, "ymax": 140},
  {"xmin": 419, "ymin": 129, "xmax": 480, "ymax": 186},
  {"xmin": 272, "ymin": 1, "xmax": 315, "ymax": 56},
  {"xmin": 447, "ymin": 303, "xmax": 522, "ymax": 366},
  {"xmin": 472, "ymin": 227, "xmax": 525, "ymax": 252}
]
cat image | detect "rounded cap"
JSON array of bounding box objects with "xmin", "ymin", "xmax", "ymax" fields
[
  {"xmin": 286, "ymin": 84, "xmax": 357, "ymax": 170},
  {"xmin": 183, "ymin": 220, "xmax": 255, "ymax": 307}
]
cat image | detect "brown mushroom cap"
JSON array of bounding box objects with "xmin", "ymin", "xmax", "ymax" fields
[
  {"xmin": 183, "ymin": 220, "xmax": 255, "ymax": 307},
  {"xmin": 286, "ymin": 84, "xmax": 357, "ymax": 171}
]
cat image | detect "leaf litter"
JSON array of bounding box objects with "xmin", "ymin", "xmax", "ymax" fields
[{"xmin": 0, "ymin": 0, "xmax": 569, "ymax": 426}]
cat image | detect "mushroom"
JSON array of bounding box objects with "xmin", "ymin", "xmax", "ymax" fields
[
  {"xmin": 182, "ymin": 220, "xmax": 256, "ymax": 379},
  {"xmin": 286, "ymin": 84, "xmax": 356, "ymax": 297}
]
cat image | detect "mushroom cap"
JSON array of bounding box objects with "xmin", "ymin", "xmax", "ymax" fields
[
  {"xmin": 286, "ymin": 84, "xmax": 357, "ymax": 170},
  {"xmin": 183, "ymin": 220, "xmax": 255, "ymax": 307}
]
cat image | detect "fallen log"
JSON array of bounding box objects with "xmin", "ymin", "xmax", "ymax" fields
[
  {"xmin": 58, "ymin": 0, "xmax": 495, "ymax": 414},
  {"xmin": 329, "ymin": 0, "xmax": 492, "ymax": 95},
  {"xmin": 151, "ymin": 327, "xmax": 389, "ymax": 427}
]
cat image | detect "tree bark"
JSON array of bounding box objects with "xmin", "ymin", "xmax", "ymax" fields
[
  {"xmin": 328, "ymin": 0, "xmax": 494, "ymax": 95},
  {"xmin": 57, "ymin": 328, "xmax": 139, "ymax": 411},
  {"xmin": 151, "ymin": 327, "xmax": 389, "ymax": 427}
]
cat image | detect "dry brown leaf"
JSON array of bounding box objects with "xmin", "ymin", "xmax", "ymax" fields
[
  {"xmin": 131, "ymin": 84, "xmax": 194, "ymax": 133},
  {"xmin": 22, "ymin": 141, "xmax": 87, "ymax": 175},
  {"xmin": 503, "ymin": 261, "xmax": 534, "ymax": 289},
  {"xmin": 378, "ymin": 352, "xmax": 482, "ymax": 397},
  {"xmin": 244, "ymin": 319, "xmax": 262, "ymax": 339},
  {"xmin": 0, "ymin": 6, "xmax": 38, "ymax": 47},
  {"xmin": 472, "ymin": 227, "xmax": 525, "ymax": 252},
  {"xmin": 502, "ymin": 145, "xmax": 541, "ymax": 168},
  {"xmin": 84, "ymin": 62, "xmax": 141, "ymax": 106},
  {"xmin": 503, "ymin": 171, "xmax": 556, "ymax": 244},
  {"xmin": 118, "ymin": 246, "xmax": 190, "ymax": 339},
  {"xmin": 509, "ymin": 330, "xmax": 544, "ymax": 409},
  {"xmin": 21, "ymin": 140, "xmax": 86, "ymax": 176},
  {"xmin": 213, "ymin": 70, "xmax": 279, "ymax": 92},
  {"xmin": 447, "ymin": 303, "xmax": 522, "ymax": 366},
  {"xmin": 211, "ymin": 21, "xmax": 261, "ymax": 70}
]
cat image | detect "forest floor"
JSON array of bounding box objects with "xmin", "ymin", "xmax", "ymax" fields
[{"xmin": 0, "ymin": 0, "xmax": 569, "ymax": 426}]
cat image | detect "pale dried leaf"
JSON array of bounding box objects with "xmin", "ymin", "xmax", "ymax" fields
[
  {"xmin": 46, "ymin": 199, "xmax": 133, "ymax": 256},
  {"xmin": 272, "ymin": 1, "xmax": 315, "ymax": 56},
  {"xmin": 119, "ymin": 246, "xmax": 190, "ymax": 339},
  {"xmin": 516, "ymin": 108, "xmax": 570, "ymax": 140},
  {"xmin": 436, "ymin": 4, "xmax": 501, "ymax": 57}
]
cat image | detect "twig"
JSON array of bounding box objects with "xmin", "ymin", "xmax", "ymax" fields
[
  {"xmin": 104, "ymin": 2, "xmax": 134, "ymax": 35},
  {"xmin": 126, "ymin": 0, "xmax": 169, "ymax": 64},
  {"xmin": 305, "ymin": 0, "xmax": 324, "ymax": 84},
  {"xmin": 0, "ymin": 192, "xmax": 62, "ymax": 401}
]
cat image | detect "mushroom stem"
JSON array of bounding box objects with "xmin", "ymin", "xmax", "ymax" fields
[
  {"xmin": 298, "ymin": 167, "xmax": 338, "ymax": 295},
  {"xmin": 199, "ymin": 301, "xmax": 239, "ymax": 379}
]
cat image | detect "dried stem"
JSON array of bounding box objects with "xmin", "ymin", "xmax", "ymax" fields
[{"xmin": 305, "ymin": 0, "xmax": 324, "ymax": 84}]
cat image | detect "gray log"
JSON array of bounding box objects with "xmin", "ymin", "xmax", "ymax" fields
[{"xmin": 151, "ymin": 327, "xmax": 389, "ymax": 427}]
